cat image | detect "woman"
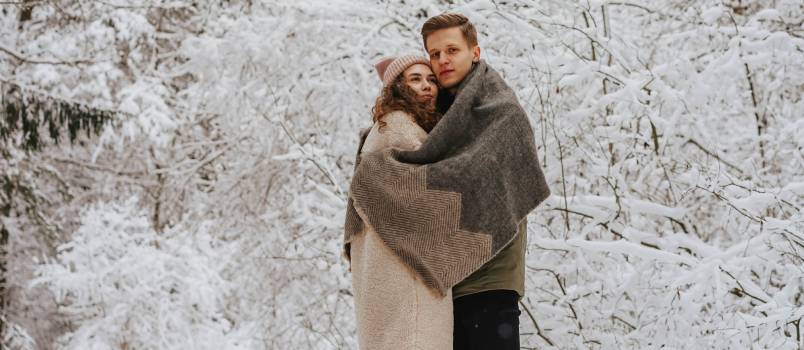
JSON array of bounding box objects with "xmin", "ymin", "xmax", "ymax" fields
[{"xmin": 347, "ymin": 55, "xmax": 451, "ymax": 349}]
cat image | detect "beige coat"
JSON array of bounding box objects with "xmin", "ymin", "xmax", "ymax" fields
[{"xmin": 350, "ymin": 111, "xmax": 453, "ymax": 350}]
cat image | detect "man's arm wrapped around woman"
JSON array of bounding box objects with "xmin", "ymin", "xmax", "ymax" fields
[{"xmin": 343, "ymin": 111, "xmax": 428, "ymax": 268}]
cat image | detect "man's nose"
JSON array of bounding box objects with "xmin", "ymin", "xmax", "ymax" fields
[{"xmin": 438, "ymin": 54, "xmax": 450, "ymax": 66}]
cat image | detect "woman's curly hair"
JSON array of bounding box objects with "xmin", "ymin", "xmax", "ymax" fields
[{"xmin": 371, "ymin": 75, "xmax": 441, "ymax": 132}]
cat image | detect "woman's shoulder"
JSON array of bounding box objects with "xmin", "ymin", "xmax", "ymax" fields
[
  {"xmin": 380, "ymin": 110, "xmax": 419, "ymax": 126},
  {"xmin": 376, "ymin": 111, "xmax": 428, "ymax": 137},
  {"xmin": 362, "ymin": 111, "xmax": 427, "ymax": 153}
]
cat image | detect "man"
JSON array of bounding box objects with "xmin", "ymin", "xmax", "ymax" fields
[{"xmin": 421, "ymin": 13, "xmax": 530, "ymax": 349}]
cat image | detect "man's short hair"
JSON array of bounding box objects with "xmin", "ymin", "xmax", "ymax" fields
[{"xmin": 421, "ymin": 13, "xmax": 478, "ymax": 50}]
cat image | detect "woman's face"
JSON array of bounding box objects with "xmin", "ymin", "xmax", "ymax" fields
[{"xmin": 402, "ymin": 64, "xmax": 438, "ymax": 107}]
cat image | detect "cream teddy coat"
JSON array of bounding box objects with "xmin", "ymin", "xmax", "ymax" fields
[{"xmin": 350, "ymin": 111, "xmax": 453, "ymax": 350}]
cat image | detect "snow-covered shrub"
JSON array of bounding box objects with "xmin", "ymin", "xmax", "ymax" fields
[
  {"xmin": 1, "ymin": 316, "xmax": 35, "ymax": 350},
  {"xmin": 31, "ymin": 198, "xmax": 254, "ymax": 350}
]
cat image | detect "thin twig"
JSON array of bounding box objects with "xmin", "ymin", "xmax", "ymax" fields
[
  {"xmin": 719, "ymin": 266, "xmax": 768, "ymax": 304},
  {"xmin": 262, "ymin": 112, "xmax": 345, "ymax": 198},
  {"xmin": 0, "ymin": 43, "xmax": 97, "ymax": 65},
  {"xmin": 519, "ymin": 300, "xmax": 555, "ymax": 346},
  {"xmin": 611, "ymin": 314, "xmax": 637, "ymax": 331},
  {"xmin": 683, "ymin": 138, "xmax": 743, "ymax": 174}
]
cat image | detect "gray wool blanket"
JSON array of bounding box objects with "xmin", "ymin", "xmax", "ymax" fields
[{"xmin": 344, "ymin": 60, "xmax": 550, "ymax": 296}]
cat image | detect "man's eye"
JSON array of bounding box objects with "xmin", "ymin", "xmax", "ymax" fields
[{"xmin": 448, "ymin": 48, "xmax": 457, "ymax": 54}]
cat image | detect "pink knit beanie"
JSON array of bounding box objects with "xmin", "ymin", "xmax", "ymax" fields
[{"xmin": 374, "ymin": 55, "xmax": 431, "ymax": 87}]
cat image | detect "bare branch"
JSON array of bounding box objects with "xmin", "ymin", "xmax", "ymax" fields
[{"xmin": 0, "ymin": 43, "xmax": 98, "ymax": 65}]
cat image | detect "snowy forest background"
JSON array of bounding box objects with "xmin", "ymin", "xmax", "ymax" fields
[{"xmin": 1, "ymin": 0, "xmax": 802, "ymax": 349}]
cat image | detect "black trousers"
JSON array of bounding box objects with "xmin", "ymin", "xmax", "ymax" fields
[{"xmin": 453, "ymin": 290, "xmax": 521, "ymax": 350}]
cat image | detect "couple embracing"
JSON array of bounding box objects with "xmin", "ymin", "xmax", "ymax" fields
[{"xmin": 343, "ymin": 13, "xmax": 550, "ymax": 350}]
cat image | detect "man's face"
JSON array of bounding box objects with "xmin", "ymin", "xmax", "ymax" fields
[{"xmin": 425, "ymin": 27, "xmax": 480, "ymax": 92}]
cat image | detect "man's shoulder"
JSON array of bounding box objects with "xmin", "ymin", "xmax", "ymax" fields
[{"xmin": 470, "ymin": 61, "xmax": 518, "ymax": 101}]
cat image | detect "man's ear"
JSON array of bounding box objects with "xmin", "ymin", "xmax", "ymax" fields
[{"xmin": 472, "ymin": 45, "xmax": 481, "ymax": 63}]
